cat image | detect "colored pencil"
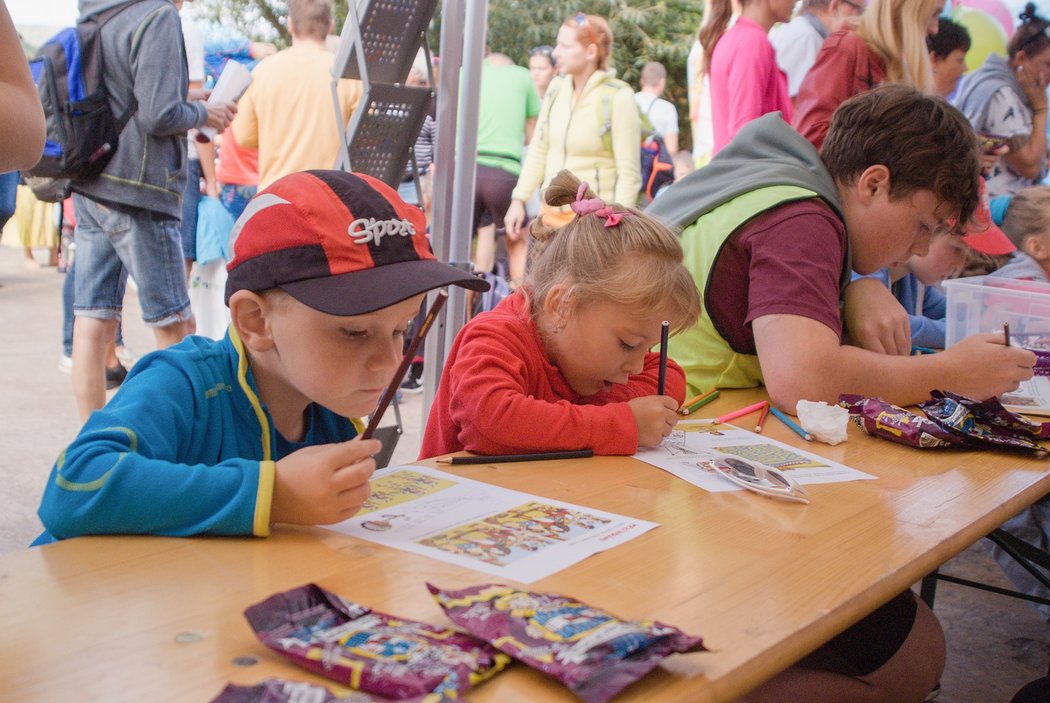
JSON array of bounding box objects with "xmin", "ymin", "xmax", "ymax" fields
[
  {"xmin": 679, "ymin": 389, "xmax": 720, "ymax": 415},
  {"xmin": 362, "ymin": 291, "xmax": 447, "ymax": 440},
  {"xmin": 754, "ymin": 402, "xmax": 771, "ymax": 433},
  {"xmin": 769, "ymin": 406, "xmax": 813, "ymax": 441},
  {"xmin": 1004, "ymin": 321, "xmax": 1011, "ymax": 347},
  {"xmin": 436, "ymin": 449, "xmax": 594, "ymax": 465},
  {"xmin": 910, "ymin": 345, "xmax": 937, "ymax": 355},
  {"xmin": 657, "ymin": 320, "xmax": 670, "ymax": 396},
  {"xmin": 681, "ymin": 391, "xmax": 711, "ymax": 410},
  {"xmin": 692, "ymin": 400, "xmax": 768, "ymax": 425}
]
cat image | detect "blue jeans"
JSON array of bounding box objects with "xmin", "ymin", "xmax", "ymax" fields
[
  {"xmin": 180, "ymin": 158, "xmax": 203, "ymax": 260},
  {"xmin": 72, "ymin": 193, "xmax": 190, "ymax": 326},
  {"xmin": 0, "ymin": 171, "xmax": 17, "ymax": 228},
  {"xmin": 62, "ymin": 259, "xmax": 125, "ymax": 356}
]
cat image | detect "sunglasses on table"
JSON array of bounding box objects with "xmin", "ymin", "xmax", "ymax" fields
[{"xmin": 698, "ymin": 454, "xmax": 811, "ymax": 504}]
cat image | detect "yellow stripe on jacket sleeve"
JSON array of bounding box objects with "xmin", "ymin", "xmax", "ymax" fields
[{"xmin": 253, "ymin": 460, "xmax": 275, "ymax": 537}]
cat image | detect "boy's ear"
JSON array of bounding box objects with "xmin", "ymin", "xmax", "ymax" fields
[
  {"xmin": 854, "ymin": 165, "xmax": 892, "ymax": 206},
  {"xmin": 229, "ymin": 291, "xmax": 276, "ymax": 352}
]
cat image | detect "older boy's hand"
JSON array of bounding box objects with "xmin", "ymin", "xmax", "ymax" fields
[
  {"xmin": 271, "ymin": 439, "xmax": 380, "ymax": 525},
  {"xmin": 843, "ymin": 278, "xmax": 911, "ymax": 355},
  {"xmin": 628, "ymin": 395, "xmax": 679, "ymax": 447},
  {"xmin": 941, "ymin": 333, "xmax": 1035, "ymax": 399}
]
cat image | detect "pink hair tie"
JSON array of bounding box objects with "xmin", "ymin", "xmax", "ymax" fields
[{"xmin": 569, "ymin": 182, "xmax": 627, "ymax": 227}]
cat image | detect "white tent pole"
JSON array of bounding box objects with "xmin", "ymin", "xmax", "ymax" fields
[{"xmin": 422, "ymin": 0, "xmax": 487, "ymax": 422}]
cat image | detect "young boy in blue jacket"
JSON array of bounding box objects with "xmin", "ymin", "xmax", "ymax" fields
[{"xmin": 34, "ymin": 170, "xmax": 487, "ymax": 544}]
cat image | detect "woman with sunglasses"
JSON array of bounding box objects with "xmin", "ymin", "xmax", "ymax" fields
[
  {"xmin": 701, "ymin": 0, "xmax": 796, "ymax": 154},
  {"xmin": 505, "ymin": 13, "xmax": 641, "ymax": 256},
  {"xmin": 953, "ymin": 3, "xmax": 1049, "ymax": 197},
  {"xmin": 528, "ymin": 45, "xmax": 557, "ymax": 100}
]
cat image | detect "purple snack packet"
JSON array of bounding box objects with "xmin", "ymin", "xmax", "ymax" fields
[
  {"xmin": 243, "ymin": 584, "xmax": 509, "ymax": 701},
  {"xmin": 427, "ymin": 583, "xmax": 706, "ymax": 703},
  {"xmin": 839, "ymin": 394, "xmax": 967, "ymax": 448},
  {"xmin": 211, "ymin": 679, "xmax": 394, "ymax": 703},
  {"xmin": 919, "ymin": 390, "xmax": 1050, "ymax": 452}
]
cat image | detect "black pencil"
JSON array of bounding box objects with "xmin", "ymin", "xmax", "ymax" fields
[
  {"xmin": 657, "ymin": 320, "xmax": 670, "ymax": 396},
  {"xmin": 436, "ymin": 449, "xmax": 594, "ymax": 465},
  {"xmin": 362, "ymin": 291, "xmax": 447, "ymax": 440},
  {"xmin": 1004, "ymin": 321, "xmax": 1011, "ymax": 347}
]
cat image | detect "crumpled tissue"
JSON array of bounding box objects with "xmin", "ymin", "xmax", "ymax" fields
[{"xmin": 796, "ymin": 400, "xmax": 849, "ymax": 445}]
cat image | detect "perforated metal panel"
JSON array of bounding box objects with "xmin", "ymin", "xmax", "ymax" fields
[
  {"xmin": 334, "ymin": 0, "xmax": 439, "ymax": 84},
  {"xmin": 344, "ymin": 83, "xmax": 432, "ymax": 188}
]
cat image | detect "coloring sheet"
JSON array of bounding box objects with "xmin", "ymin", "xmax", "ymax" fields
[
  {"xmin": 325, "ymin": 466, "xmax": 657, "ymax": 583},
  {"xmin": 999, "ymin": 376, "xmax": 1050, "ymax": 417},
  {"xmin": 634, "ymin": 421, "xmax": 875, "ymax": 493}
]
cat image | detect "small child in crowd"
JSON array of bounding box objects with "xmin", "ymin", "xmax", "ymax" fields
[
  {"xmin": 33, "ymin": 170, "xmax": 487, "ymax": 544},
  {"xmin": 991, "ymin": 186, "xmax": 1050, "ymax": 282},
  {"xmin": 419, "ymin": 170, "xmax": 701, "ymax": 459}
]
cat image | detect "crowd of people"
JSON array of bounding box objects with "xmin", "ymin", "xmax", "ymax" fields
[{"xmin": 4, "ymin": 0, "xmax": 1050, "ymax": 701}]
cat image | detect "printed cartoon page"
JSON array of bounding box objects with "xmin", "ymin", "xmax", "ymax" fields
[
  {"xmin": 634, "ymin": 421, "xmax": 874, "ymax": 493},
  {"xmin": 999, "ymin": 376, "xmax": 1050, "ymax": 417},
  {"xmin": 325, "ymin": 466, "xmax": 657, "ymax": 583}
]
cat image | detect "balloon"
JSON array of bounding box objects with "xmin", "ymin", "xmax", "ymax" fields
[
  {"xmin": 953, "ymin": 6, "xmax": 1009, "ymax": 73},
  {"xmin": 957, "ymin": 0, "xmax": 1015, "ymax": 39}
]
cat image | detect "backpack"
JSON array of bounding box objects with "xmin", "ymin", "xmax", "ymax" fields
[{"xmin": 23, "ymin": 0, "xmax": 144, "ymax": 202}]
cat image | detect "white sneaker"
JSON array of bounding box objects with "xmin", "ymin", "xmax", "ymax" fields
[
  {"xmin": 57, "ymin": 355, "xmax": 72, "ymax": 374},
  {"xmin": 115, "ymin": 345, "xmax": 137, "ymax": 368}
]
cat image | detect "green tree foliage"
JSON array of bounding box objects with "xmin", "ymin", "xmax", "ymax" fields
[{"xmin": 193, "ymin": 0, "xmax": 703, "ymax": 147}]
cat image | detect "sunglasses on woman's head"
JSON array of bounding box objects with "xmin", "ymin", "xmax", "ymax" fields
[{"xmin": 574, "ymin": 12, "xmax": 601, "ymax": 49}]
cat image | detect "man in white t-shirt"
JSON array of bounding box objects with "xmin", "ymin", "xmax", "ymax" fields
[
  {"xmin": 770, "ymin": 0, "xmax": 865, "ymax": 99},
  {"xmin": 634, "ymin": 61, "xmax": 680, "ymax": 155}
]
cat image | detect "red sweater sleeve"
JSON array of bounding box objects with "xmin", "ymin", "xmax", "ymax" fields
[{"xmin": 419, "ymin": 304, "xmax": 685, "ymax": 458}]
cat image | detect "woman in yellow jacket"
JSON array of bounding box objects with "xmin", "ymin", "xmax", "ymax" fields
[{"xmin": 504, "ymin": 13, "xmax": 641, "ymax": 285}]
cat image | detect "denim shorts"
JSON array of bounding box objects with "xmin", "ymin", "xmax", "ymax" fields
[
  {"xmin": 179, "ymin": 158, "xmax": 203, "ymax": 261},
  {"xmin": 72, "ymin": 193, "xmax": 191, "ymax": 327}
]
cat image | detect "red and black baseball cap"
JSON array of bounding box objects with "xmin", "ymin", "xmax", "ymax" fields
[{"xmin": 225, "ymin": 170, "xmax": 488, "ymax": 315}]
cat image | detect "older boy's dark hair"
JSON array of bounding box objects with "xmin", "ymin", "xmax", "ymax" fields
[
  {"xmin": 821, "ymin": 84, "xmax": 980, "ymax": 229},
  {"xmin": 927, "ymin": 18, "xmax": 971, "ymax": 58}
]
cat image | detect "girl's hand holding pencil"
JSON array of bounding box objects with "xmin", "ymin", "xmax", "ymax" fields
[{"xmin": 629, "ymin": 395, "xmax": 680, "ymax": 446}]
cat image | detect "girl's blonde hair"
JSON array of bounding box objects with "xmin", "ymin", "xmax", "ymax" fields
[
  {"xmin": 1002, "ymin": 186, "xmax": 1050, "ymax": 248},
  {"xmin": 525, "ymin": 170, "xmax": 701, "ymax": 334},
  {"xmin": 855, "ymin": 0, "xmax": 936, "ymax": 92}
]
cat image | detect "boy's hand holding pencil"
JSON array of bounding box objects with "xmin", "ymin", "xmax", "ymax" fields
[{"xmin": 271, "ymin": 439, "xmax": 379, "ymax": 525}]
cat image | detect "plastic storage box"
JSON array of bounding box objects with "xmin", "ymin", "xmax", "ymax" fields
[{"xmin": 944, "ymin": 275, "xmax": 1050, "ymax": 348}]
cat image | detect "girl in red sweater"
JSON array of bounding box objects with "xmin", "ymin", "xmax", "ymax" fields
[{"xmin": 420, "ymin": 170, "xmax": 701, "ymax": 459}]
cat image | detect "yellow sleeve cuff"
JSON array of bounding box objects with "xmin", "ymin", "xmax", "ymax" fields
[{"xmin": 253, "ymin": 460, "xmax": 276, "ymax": 537}]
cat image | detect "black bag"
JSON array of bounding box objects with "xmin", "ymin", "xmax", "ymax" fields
[{"xmin": 23, "ymin": 0, "xmax": 144, "ymax": 201}]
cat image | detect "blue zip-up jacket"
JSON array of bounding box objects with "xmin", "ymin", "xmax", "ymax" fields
[{"xmin": 34, "ymin": 328, "xmax": 362, "ymax": 545}]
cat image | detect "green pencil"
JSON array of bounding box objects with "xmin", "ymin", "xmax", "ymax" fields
[{"xmin": 679, "ymin": 389, "xmax": 720, "ymax": 415}]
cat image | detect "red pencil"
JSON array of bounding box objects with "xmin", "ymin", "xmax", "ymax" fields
[{"xmin": 754, "ymin": 402, "xmax": 771, "ymax": 433}]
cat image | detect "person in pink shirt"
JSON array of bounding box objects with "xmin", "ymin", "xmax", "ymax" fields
[{"xmin": 702, "ymin": 0, "xmax": 795, "ymax": 153}]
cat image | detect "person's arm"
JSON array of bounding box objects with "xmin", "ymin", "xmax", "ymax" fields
[
  {"xmin": 37, "ymin": 358, "xmax": 273, "ymax": 539},
  {"xmin": 753, "ymin": 313, "xmax": 1034, "ymax": 411},
  {"xmin": 610, "ymin": 85, "xmax": 641, "ymax": 206},
  {"xmin": 0, "ymin": 0, "xmax": 45, "ymax": 170},
  {"xmin": 842, "ymin": 276, "xmax": 911, "ymax": 355},
  {"xmin": 1003, "ymin": 73, "xmax": 1049, "ymax": 180},
  {"xmin": 443, "ymin": 323, "xmax": 644, "ymax": 456},
  {"xmin": 523, "ymin": 116, "xmax": 537, "ymax": 145},
  {"xmin": 129, "ymin": 5, "xmax": 209, "ymax": 135},
  {"xmin": 336, "ymin": 77, "xmax": 363, "ymax": 128},
  {"xmin": 510, "ymin": 80, "xmax": 556, "ymax": 204}
]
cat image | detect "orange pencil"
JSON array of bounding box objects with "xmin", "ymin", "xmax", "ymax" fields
[
  {"xmin": 754, "ymin": 402, "xmax": 771, "ymax": 433},
  {"xmin": 693, "ymin": 400, "xmax": 769, "ymax": 425}
]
